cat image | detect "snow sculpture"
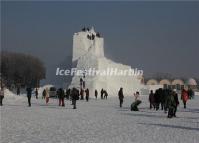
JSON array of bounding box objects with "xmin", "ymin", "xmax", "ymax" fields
[{"xmin": 69, "ymin": 27, "xmax": 145, "ymax": 96}]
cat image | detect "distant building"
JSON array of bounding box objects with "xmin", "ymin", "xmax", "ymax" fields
[
  {"xmin": 171, "ymin": 79, "xmax": 184, "ymax": 90},
  {"xmin": 187, "ymin": 78, "xmax": 198, "ymax": 89},
  {"xmin": 146, "ymin": 79, "xmax": 158, "ymax": 85},
  {"xmin": 159, "ymin": 79, "xmax": 171, "ymax": 89},
  {"xmin": 145, "ymin": 78, "xmax": 198, "ymax": 90}
]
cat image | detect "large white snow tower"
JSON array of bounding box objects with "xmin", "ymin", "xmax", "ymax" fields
[
  {"xmin": 69, "ymin": 27, "xmax": 144, "ymax": 96},
  {"xmin": 72, "ymin": 27, "xmax": 104, "ymax": 62}
]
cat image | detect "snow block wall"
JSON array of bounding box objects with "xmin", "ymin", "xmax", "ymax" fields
[{"xmin": 69, "ymin": 27, "xmax": 145, "ymax": 96}]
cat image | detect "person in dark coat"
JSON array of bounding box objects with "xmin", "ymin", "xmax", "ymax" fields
[
  {"xmin": 166, "ymin": 91, "xmax": 178, "ymax": 118},
  {"xmin": 0, "ymin": 87, "xmax": 4, "ymax": 106},
  {"xmin": 17, "ymin": 86, "xmax": 20, "ymax": 96},
  {"xmin": 66, "ymin": 88, "xmax": 70, "ymax": 100},
  {"xmin": 26, "ymin": 87, "xmax": 32, "ymax": 107},
  {"xmin": 82, "ymin": 27, "xmax": 86, "ymax": 31},
  {"xmin": 163, "ymin": 89, "xmax": 170, "ymax": 113},
  {"xmin": 91, "ymin": 34, "xmax": 95, "ymax": 40},
  {"xmin": 154, "ymin": 89, "xmax": 161, "ymax": 110},
  {"xmin": 166, "ymin": 91, "xmax": 174, "ymax": 118},
  {"xmin": 42, "ymin": 89, "xmax": 46, "ymax": 99},
  {"xmin": 188, "ymin": 88, "xmax": 194, "ymax": 99},
  {"xmin": 85, "ymin": 88, "xmax": 89, "ymax": 102},
  {"xmin": 77, "ymin": 89, "xmax": 80, "ymax": 100},
  {"xmin": 71, "ymin": 88, "xmax": 78, "ymax": 109},
  {"xmin": 149, "ymin": 90, "xmax": 155, "ymax": 109},
  {"xmin": 80, "ymin": 88, "xmax": 84, "ymax": 100},
  {"xmin": 159, "ymin": 88, "xmax": 165, "ymax": 110},
  {"xmin": 96, "ymin": 32, "xmax": 101, "ymax": 37},
  {"xmin": 118, "ymin": 88, "xmax": 124, "ymax": 108},
  {"xmin": 101, "ymin": 88, "xmax": 104, "ymax": 99},
  {"xmin": 83, "ymin": 81, "xmax": 85, "ymax": 89},
  {"xmin": 95, "ymin": 89, "xmax": 98, "ymax": 99},
  {"xmin": 80, "ymin": 78, "xmax": 83, "ymax": 89},
  {"xmin": 104, "ymin": 90, "xmax": 108, "ymax": 99},
  {"xmin": 173, "ymin": 90, "xmax": 179, "ymax": 117},
  {"xmin": 35, "ymin": 88, "xmax": 38, "ymax": 99},
  {"xmin": 58, "ymin": 88, "xmax": 65, "ymax": 107}
]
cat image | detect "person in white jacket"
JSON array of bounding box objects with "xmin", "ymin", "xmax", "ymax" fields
[{"xmin": 131, "ymin": 91, "xmax": 142, "ymax": 111}]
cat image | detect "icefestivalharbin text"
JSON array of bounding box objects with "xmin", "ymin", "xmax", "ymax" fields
[{"xmin": 56, "ymin": 67, "xmax": 143, "ymax": 76}]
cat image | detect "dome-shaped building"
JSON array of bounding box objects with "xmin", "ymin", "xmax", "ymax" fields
[
  {"xmin": 171, "ymin": 79, "xmax": 185, "ymax": 90},
  {"xmin": 159, "ymin": 79, "xmax": 171, "ymax": 89},
  {"xmin": 186, "ymin": 78, "xmax": 197, "ymax": 89},
  {"xmin": 146, "ymin": 79, "xmax": 158, "ymax": 85},
  {"xmin": 187, "ymin": 78, "xmax": 197, "ymax": 85}
]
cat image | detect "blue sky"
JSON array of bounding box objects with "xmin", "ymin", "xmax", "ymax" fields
[{"xmin": 1, "ymin": 1, "xmax": 199, "ymax": 84}]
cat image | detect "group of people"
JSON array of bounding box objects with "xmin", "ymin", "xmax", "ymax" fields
[
  {"xmin": 25, "ymin": 87, "xmax": 109, "ymax": 109},
  {"xmin": 118, "ymin": 88, "xmax": 142, "ymax": 111},
  {"xmin": 117, "ymin": 87, "xmax": 195, "ymax": 118},
  {"xmin": 80, "ymin": 88, "xmax": 90, "ymax": 102},
  {"xmin": 0, "ymin": 84, "xmax": 196, "ymax": 119},
  {"xmin": 81, "ymin": 27, "xmax": 101, "ymax": 38},
  {"xmin": 41, "ymin": 87, "xmax": 79, "ymax": 109},
  {"xmin": 148, "ymin": 88, "xmax": 193, "ymax": 118},
  {"xmin": 148, "ymin": 88, "xmax": 179, "ymax": 118},
  {"xmin": 99, "ymin": 89, "xmax": 108, "ymax": 100}
]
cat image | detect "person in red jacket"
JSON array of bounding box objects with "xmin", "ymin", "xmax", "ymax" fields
[{"xmin": 181, "ymin": 88, "xmax": 189, "ymax": 109}]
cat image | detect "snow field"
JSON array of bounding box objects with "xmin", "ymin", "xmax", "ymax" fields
[{"xmin": 1, "ymin": 92, "xmax": 199, "ymax": 143}]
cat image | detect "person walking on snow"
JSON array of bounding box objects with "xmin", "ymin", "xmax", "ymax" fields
[
  {"xmin": 154, "ymin": 89, "xmax": 161, "ymax": 110},
  {"xmin": 42, "ymin": 89, "xmax": 46, "ymax": 99},
  {"xmin": 66, "ymin": 88, "xmax": 71, "ymax": 100},
  {"xmin": 95, "ymin": 89, "xmax": 98, "ymax": 99},
  {"xmin": 159, "ymin": 88, "xmax": 165, "ymax": 110},
  {"xmin": 58, "ymin": 88, "xmax": 65, "ymax": 107},
  {"xmin": 85, "ymin": 88, "xmax": 89, "ymax": 102},
  {"xmin": 166, "ymin": 91, "xmax": 178, "ymax": 118},
  {"xmin": 118, "ymin": 88, "xmax": 124, "ymax": 108},
  {"xmin": 149, "ymin": 90, "xmax": 155, "ymax": 109},
  {"xmin": 35, "ymin": 88, "xmax": 38, "ymax": 99},
  {"xmin": 101, "ymin": 88, "xmax": 104, "ymax": 99},
  {"xmin": 104, "ymin": 90, "xmax": 108, "ymax": 99},
  {"xmin": 71, "ymin": 88, "xmax": 78, "ymax": 109},
  {"xmin": 181, "ymin": 88, "xmax": 189, "ymax": 109},
  {"xmin": 17, "ymin": 86, "xmax": 20, "ymax": 96},
  {"xmin": 26, "ymin": 87, "xmax": 32, "ymax": 107},
  {"xmin": 0, "ymin": 86, "xmax": 5, "ymax": 106},
  {"xmin": 173, "ymin": 90, "xmax": 179, "ymax": 117},
  {"xmin": 188, "ymin": 88, "xmax": 194, "ymax": 99},
  {"xmin": 80, "ymin": 88, "xmax": 84, "ymax": 100},
  {"xmin": 45, "ymin": 88, "xmax": 50, "ymax": 104}
]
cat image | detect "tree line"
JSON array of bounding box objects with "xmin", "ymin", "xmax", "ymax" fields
[{"xmin": 0, "ymin": 51, "xmax": 46, "ymax": 88}]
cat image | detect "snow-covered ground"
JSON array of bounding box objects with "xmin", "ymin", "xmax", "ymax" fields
[{"xmin": 1, "ymin": 91, "xmax": 199, "ymax": 143}]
